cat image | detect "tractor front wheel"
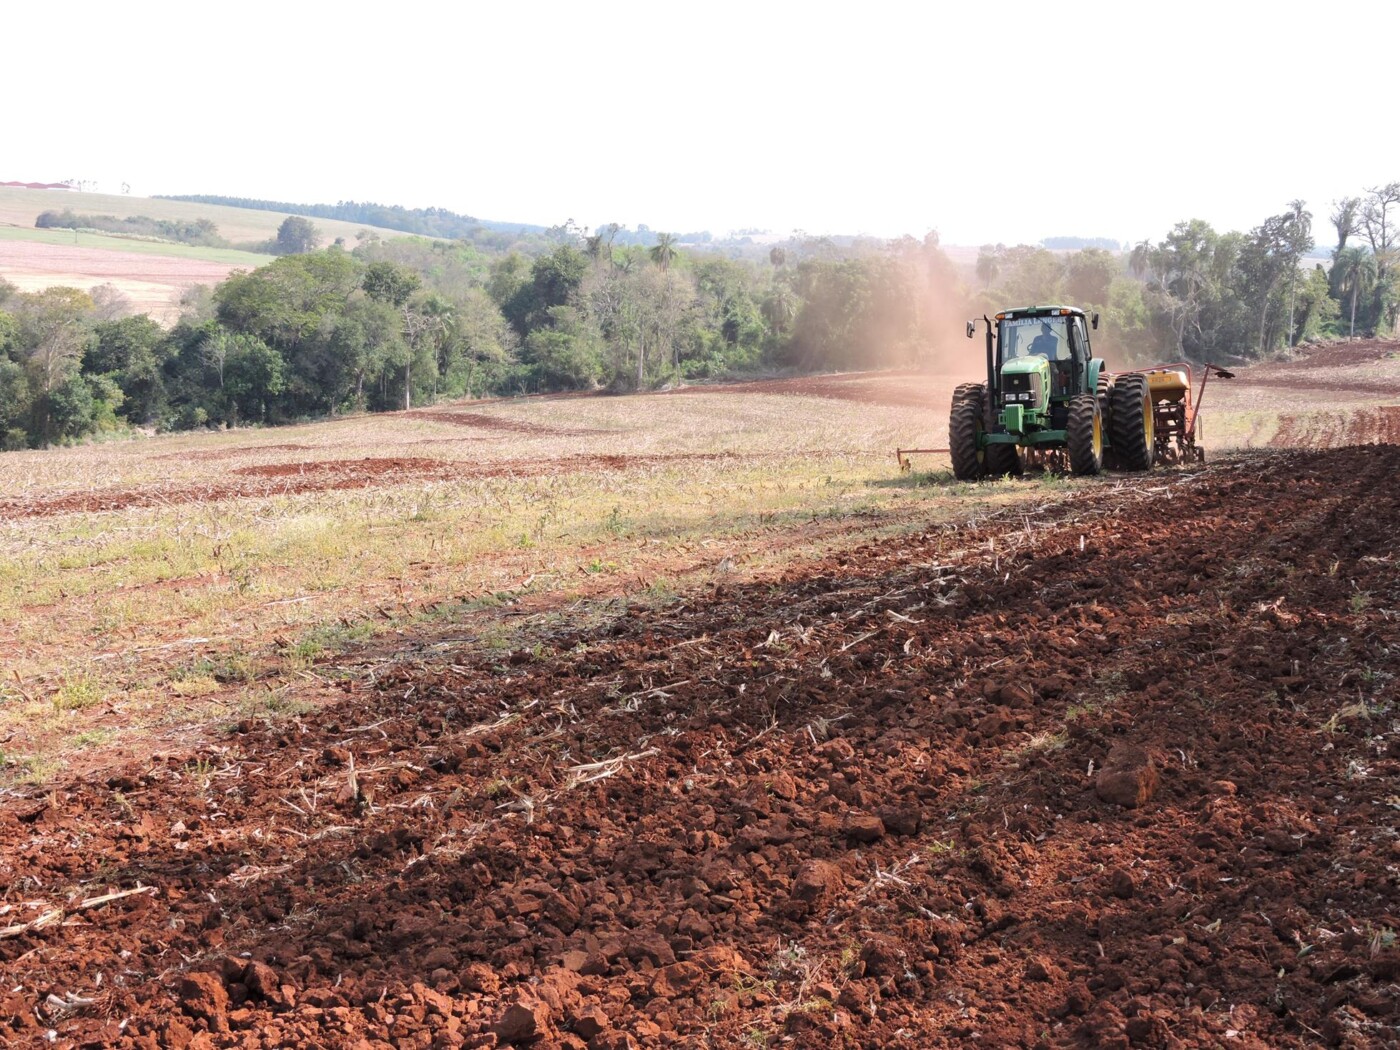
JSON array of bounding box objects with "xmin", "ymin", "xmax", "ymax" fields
[
  {"xmin": 949, "ymin": 391, "xmax": 986, "ymax": 481},
  {"xmin": 1067, "ymin": 394, "xmax": 1103, "ymax": 476},
  {"xmin": 1110, "ymin": 373, "xmax": 1155, "ymax": 471},
  {"xmin": 952, "ymin": 382, "xmax": 985, "ymax": 405}
]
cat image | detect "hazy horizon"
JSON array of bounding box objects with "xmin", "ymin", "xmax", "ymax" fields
[{"xmin": 7, "ymin": 0, "xmax": 1397, "ymax": 247}]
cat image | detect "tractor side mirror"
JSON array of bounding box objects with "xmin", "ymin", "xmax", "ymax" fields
[
  {"xmin": 965, "ymin": 321, "xmax": 975, "ymax": 339},
  {"xmin": 1091, "ymin": 312, "xmax": 1100, "ymax": 330}
]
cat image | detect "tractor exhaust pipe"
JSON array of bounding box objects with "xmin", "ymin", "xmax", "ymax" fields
[
  {"xmin": 967, "ymin": 315, "xmax": 996, "ymax": 430},
  {"xmin": 984, "ymin": 316, "xmax": 995, "ymax": 427}
]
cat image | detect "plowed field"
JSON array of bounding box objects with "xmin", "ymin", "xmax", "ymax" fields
[
  {"xmin": 0, "ymin": 240, "xmax": 250, "ymax": 323},
  {"xmin": 1, "ymin": 342, "xmax": 1398, "ymax": 1049},
  {"xmin": 0, "ymin": 341, "xmax": 1394, "ymax": 1047}
]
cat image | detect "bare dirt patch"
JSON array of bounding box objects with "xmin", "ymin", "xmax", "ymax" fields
[{"xmin": 3, "ymin": 447, "xmax": 1397, "ymax": 1047}]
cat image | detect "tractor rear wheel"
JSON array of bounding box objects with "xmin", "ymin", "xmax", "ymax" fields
[
  {"xmin": 1096, "ymin": 372, "xmax": 1120, "ymax": 470},
  {"xmin": 1109, "ymin": 373, "xmax": 1155, "ymax": 471},
  {"xmin": 985, "ymin": 441, "xmax": 1022, "ymax": 477},
  {"xmin": 949, "ymin": 389, "xmax": 986, "ymax": 481},
  {"xmin": 1067, "ymin": 394, "xmax": 1103, "ymax": 476}
]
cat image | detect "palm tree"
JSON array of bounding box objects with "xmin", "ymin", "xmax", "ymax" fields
[
  {"xmin": 1285, "ymin": 200, "xmax": 1312, "ymax": 346},
  {"xmin": 1334, "ymin": 247, "xmax": 1377, "ymax": 338},
  {"xmin": 975, "ymin": 248, "xmax": 1000, "ymax": 290},
  {"xmin": 762, "ymin": 282, "xmax": 799, "ymax": 337},
  {"xmin": 1128, "ymin": 239, "xmax": 1156, "ymax": 281},
  {"xmin": 649, "ymin": 233, "xmax": 678, "ymax": 271}
]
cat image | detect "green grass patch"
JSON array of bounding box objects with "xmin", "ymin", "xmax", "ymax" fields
[
  {"xmin": 0, "ymin": 225, "xmax": 274, "ymax": 266},
  {"xmin": 51, "ymin": 672, "xmax": 106, "ymax": 713}
]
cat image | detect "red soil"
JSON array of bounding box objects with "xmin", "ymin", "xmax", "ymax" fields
[
  {"xmin": 1270, "ymin": 407, "xmax": 1400, "ymax": 448},
  {"xmin": 3, "ymin": 446, "xmax": 1398, "ymax": 1048}
]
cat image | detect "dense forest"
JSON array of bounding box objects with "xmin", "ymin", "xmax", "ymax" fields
[{"xmin": 1, "ymin": 183, "xmax": 1397, "ymax": 450}]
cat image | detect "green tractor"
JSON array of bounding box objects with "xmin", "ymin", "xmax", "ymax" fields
[{"xmin": 951, "ymin": 305, "xmax": 1154, "ymax": 480}]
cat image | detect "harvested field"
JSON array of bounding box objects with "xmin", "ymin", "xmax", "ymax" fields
[
  {"xmin": 0, "ymin": 453, "xmax": 834, "ymax": 521},
  {"xmin": 0, "ymin": 238, "xmax": 252, "ymax": 323},
  {"xmin": 1, "ymin": 341, "xmax": 1398, "ymax": 1048},
  {"xmin": 672, "ymin": 370, "xmax": 973, "ymax": 412}
]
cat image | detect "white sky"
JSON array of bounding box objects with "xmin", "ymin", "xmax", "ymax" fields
[{"xmin": 6, "ymin": 0, "xmax": 1398, "ymax": 246}]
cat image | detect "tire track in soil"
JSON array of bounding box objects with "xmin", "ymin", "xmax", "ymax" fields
[
  {"xmin": 402, "ymin": 410, "xmax": 609, "ymax": 438},
  {"xmin": 2, "ymin": 449, "xmax": 1399, "ymax": 1048}
]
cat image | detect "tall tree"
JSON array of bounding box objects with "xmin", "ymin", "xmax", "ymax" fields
[
  {"xmin": 275, "ymin": 216, "xmax": 319, "ymax": 255},
  {"xmin": 14, "ymin": 287, "xmax": 94, "ymax": 443},
  {"xmin": 362, "ymin": 261, "xmax": 421, "ymax": 307},
  {"xmin": 1238, "ymin": 211, "xmax": 1295, "ymax": 353},
  {"xmin": 1284, "ymin": 200, "xmax": 1313, "ymax": 347},
  {"xmin": 975, "ymin": 246, "xmax": 1002, "ymax": 290},
  {"xmin": 1332, "ymin": 247, "xmax": 1376, "ymax": 338},
  {"xmin": 1359, "ymin": 183, "xmax": 1400, "ymax": 332},
  {"xmin": 649, "ymin": 233, "xmax": 678, "ymax": 271},
  {"xmin": 1331, "ymin": 197, "xmax": 1361, "ymax": 256}
]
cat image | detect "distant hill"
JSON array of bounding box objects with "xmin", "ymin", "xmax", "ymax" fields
[
  {"xmin": 0, "ymin": 187, "xmax": 410, "ymax": 247},
  {"xmin": 156, "ymin": 195, "xmax": 549, "ymax": 241},
  {"xmin": 157, "ymin": 196, "xmax": 733, "ymax": 251}
]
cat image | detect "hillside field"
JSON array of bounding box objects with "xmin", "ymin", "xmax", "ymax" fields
[
  {"xmin": 0, "ymin": 345, "xmax": 1397, "ymax": 1048},
  {"xmin": 0, "ymin": 187, "xmax": 423, "ymax": 320},
  {"xmin": 0, "ymin": 187, "xmax": 416, "ymax": 249}
]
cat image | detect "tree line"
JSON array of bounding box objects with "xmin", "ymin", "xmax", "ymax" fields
[
  {"xmin": 2, "ymin": 183, "xmax": 1396, "ymax": 450},
  {"xmin": 35, "ymin": 210, "xmax": 321, "ymax": 257},
  {"xmin": 976, "ymin": 183, "xmax": 1399, "ymax": 362},
  {"xmin": 157, "ymin": 196, "xmax": 723, "ymax": 253},
  {"xmin": 155, "ymin": 195, "xmax": 547, "ymax": 242},
  {"xmin": 0, "ymin": 229, "xmax": 958, "ymax": 448},
  {"xmin": 36, "ymin": 210, "xmax": 227, "ymax": 248}
]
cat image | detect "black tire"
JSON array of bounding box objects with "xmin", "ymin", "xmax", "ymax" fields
[
  {"xmin": 1067, "ymin": 394, "xmax": 1103, "ymax": 476},
  {"xmin": 949, "ymin": 394, "xmax": 985, "ymax": 481},
  {"xmin": 1097, "ymin": 371, "xmax": 1119, "ymax": 470},
  {"xmin": 1096, "ymin": 370, "xmax": 1112, "ymax": 419},
  {"xmin": 952, "ymin": 382, "xmax": 984, "ymax": 404},
  {"xmin": 1109, "ymin": 373, "xmax": 1155, "ymax": 471},
  {"xmin": 985, "ymin": 441, "xmax": 1022, "ymax": 477}
]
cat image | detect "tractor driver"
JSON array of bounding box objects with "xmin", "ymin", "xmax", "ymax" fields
[{"xmin": 1029, "ymin": 322, "xmax": 1061, "ymax": 359}]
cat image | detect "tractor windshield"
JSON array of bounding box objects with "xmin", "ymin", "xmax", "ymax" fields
[{"xmin": 1000, "ymin": 316, "xmax": 1071, "ymax": 363}]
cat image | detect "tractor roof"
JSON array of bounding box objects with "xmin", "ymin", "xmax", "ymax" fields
[{"xmin": 996, "ymin": 305, "xmax": 1087, "ymax": 319}]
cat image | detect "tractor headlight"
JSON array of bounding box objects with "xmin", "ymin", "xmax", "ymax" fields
[{"xmin": 1001, "ymin": 374, "xmax": 1043, "ymax": 405}]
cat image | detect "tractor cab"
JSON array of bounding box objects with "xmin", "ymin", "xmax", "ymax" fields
[{"xmin": 991, "ymin": 306, "xmax": 1098, "ymax": 434}]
